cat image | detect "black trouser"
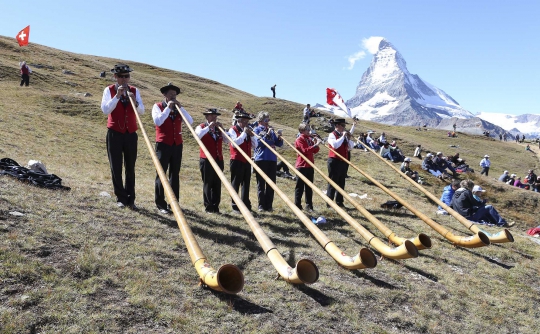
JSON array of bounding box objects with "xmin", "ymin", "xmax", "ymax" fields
[
  {"xmin": 20, "ymin": 74, "xmax": 29, "ymax": 86},
  {"xmin": 481, "ymin": 167, "xmax": 490, "ymax": 176},
  {"xmin": 155, "ymin": 142, "xmax": 183, "ymax": 210},
  {"xmin": 295, "ymin": 167, "xmax": 314, "ymax": 209},
  {"xmin": 327, "ymin": 158, "xmax": 347, "ymax": 205},
  {"xmin": 199, "ymin": 158, "xmax": 224, "ymax": 212},
  {"xmin": 106, "ymin": 129, "xmax": 138, "ymax": 205},
  {"xmin": 230, "ymin": 159, "xmax": 251, "ymax": 210},
  {"xmin": 255, "ymin": 160, "xmax": 277, "ymax": 210}
]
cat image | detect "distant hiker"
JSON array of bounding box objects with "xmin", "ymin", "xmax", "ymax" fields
[
  {"xmin": 303, "ymin": 104, "xmax": 312, "ymax": 124},
  {"xmin": 101, "ymin": 64, "xmax": 145, "ymax": 210},
  {"xmin": 254, "ymin": 111, "xmax": 283, "ymax": 211},
  {"xmin": 451, "ymin": 180, "xmax": 514, "ymax": 227},
  {"xmin": 152, "ymin": 83, "xmax": 193, "ymax": 215},
  {"xmin": 400, "ymin": 157, "xmax": 418, "ymax": 182},
  {"xmin": 437, "ymin": 179, "xmax": 461, "ymax": 215},
  {"xmin": 453, "ymin": 123, "xmax": 457, "ymax": 132},
  {"xmin": 479, "ymin": 155, "xmax": 490, "ymax": 176},
  {"xmin": 498, "ymin": 170, "xmax": 510, "ymax": 183},
  {"xmin": 196, "ymin": 108, "xmax": 227, "ymax": 214},
  {"xmin": 503, "ymin": 133, "xmax": 507, "ymax": 141},
  {"xmin": 522, "ymin": 134, "xmax": 526, "ymax": 143},
  {"xmin": 271, "ymin": 84, "xmax": 276, "ymax": 98},
  {"xmin": 413, "ymin": 145, "xmax": 422, "ymax": 159},
  {"xmin": 499, "ymin": 133, "xmax": 503, "ymax": 141},
  {"xmin": 19, "ymin": 61, "xmax": 32, "ymax": 87},
  {"xmin": 228, "ymin": 112, "xmax": 257, "ymax": 212},
  {"xmin": 294, "ymin": 123, "xmax": 322, "ymax": 211},
  {"xmin": 327, "ymin": 118, "xmax": 354, "ymax": 207}
]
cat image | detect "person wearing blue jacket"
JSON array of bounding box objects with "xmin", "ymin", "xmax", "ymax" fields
[
  {"xmin": 437, "ymin": 179, "xmax": 460, "ymax": 214},
  {"xmin": 253, "ymin": 111, "xmax": 283, "ymax": 211}
]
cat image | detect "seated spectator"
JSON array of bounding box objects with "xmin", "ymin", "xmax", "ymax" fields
[
  {"xmin": 233, "ymin": 101, "xmax": 245, "ymax": 113},
  {"xmin": 526, "ymin": 144, "xmax": 533, "ymax": 152},
  {"xmin": 354, "ymin": 134, "xmax": 368, "ymax": 151},
  {"xmin": 366, "ymin": 132, "xmax": 379, "ymax": 150},
  {"xmin": 390, "ymin": 146, "xmax": 405, "ymax": 162},
  {"xmin": 422, "ymin": 153, "xmax": 442, "ymax": 177},
  {"xmin": 413, "ymin": 145, "xmax": 422, "ymax": 159},
  {"xmin": 400, "ymin": 157, "xmax": 418, "ymax": 182},
  {"xmin": 449, "ymin": 152, "xmax": 465, "ymax": 166},
  {"xmin": 451, "ymin": 180, "xmax": 514, "ymax": 227},
  {"xmin": 506, "ymin": 173, "xmax": 516, "ymax": 185},
  {"xmin": 378, "ymin": 132, "xmax": 387, "ymax": 144},
  {"xmin": 526, "ymin": 169, "xmax": 537, "ymax": 191},
  {"xmin": 514, "ymin": 176, "xmax": 525, "ymax": 188},
  {"xmin": 437, "ymin": 179, "xmax": 461, "ymax": 214},
  {"xmin": 390, "ymin": 140, "xmax": 397, "ymax": 148},
  {"xmin": 380, "ymin": 142, "xmax": 394, "ymax": 162},
  {"xmin": 434, "ymin": 152, "xmax": 456, "ymax": 176},
  {"xmin": 498, "ymin": 170, "xmax": 510, "ymax": 183}
]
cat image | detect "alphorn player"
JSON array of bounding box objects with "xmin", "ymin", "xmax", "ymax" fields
[
  {"xmin": 253, "ymin": 111, "xmax": 283, "ymax": 212},
  {"xmin": 151, "ymin": 83, "xmax": 193, "ymax": 215},
  {"xmin": 294, "ymin": 123, "xmax": 322, "ymax": 211},
  {"xmin": 101, "ymin": 64, "xmax": 145, "ymax": 210},
  {"xmin": 228, "ymin": 112, "xmax": 257, "ymax": 212},
  {"xmin": 326, "ymin": 118, "xmax": 354, "ymax": 207},
  {"xmin": 195, "ymin": 108, "xmax": 227, "ymax": 214}
]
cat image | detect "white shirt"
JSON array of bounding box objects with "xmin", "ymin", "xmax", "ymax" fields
[
  {"xmin": 152, "ymin": 103, "xmax": 193, "ymax": 126},
  {"xmin": 228, "ymin": 126, "xmax": 257, "ymax": 147},
  {"xmin": 195, "ymin": 123, "xmax": 229, "ymax": 143},
  {"xmin": 101, "ymin": 85, "xmax": 145, "ymax": 115},
  {"xmin": 327, "ymin": 131, "xmax": 354, "ymax": 150}
]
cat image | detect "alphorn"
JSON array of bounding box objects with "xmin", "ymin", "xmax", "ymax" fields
[
  {"xmin": 323, "ymin": 144, "xmax": 490, "ymax": 248},
  {"xmin": 254, "ymin": 131, "xmax": 418, "ymax": 260},
  {"xmin": 218, "ymin": 126, "xmax": 377, "ymax": 270},
  {"xmin": 281, "ymin": 137, "xmax": 432, "ymax": 250},
  {"xmin": 125, "ymin": 96, "xmax": 243, "ymax": 294},
  {"xmin": 178, "ymin": 107, "xmax": 319, "ymax": 284},
  {"xmin": 364, "ymin": 145, "xmax": 511, "ymax": 244}
]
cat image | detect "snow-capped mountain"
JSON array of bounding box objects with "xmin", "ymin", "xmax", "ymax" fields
[
  {"xmin": 475, "ymin": 112, "xmax": 540, "ymax": 136},
  {"xmin": 345, "ymin": 39, "xmax": 474, "ymax": 126}
]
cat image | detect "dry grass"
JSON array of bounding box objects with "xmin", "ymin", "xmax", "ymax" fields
[{"xmin": 1, "ymin": 35, "xmax": 540, "ymax": 333}]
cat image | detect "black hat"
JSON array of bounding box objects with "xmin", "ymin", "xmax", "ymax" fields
[
  {"xmin": 160, "ymin": 82, "xmax": 181, "ymax": 95},
  {"xmin": 331, "ymin": 118, "xmax": 349, "ymax": 125},
  {"xmin": 234, "ymin": 112, "xmax": 254, "ymax": 119},
  {"xmin": 203, "ymin": 108, "xmax": 221, "ymax": 116},
  {"xmin": 111, "ymin": 64, "xmax": 133, "ymax": 74}
]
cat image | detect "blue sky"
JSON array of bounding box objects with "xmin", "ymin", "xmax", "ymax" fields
[{"xmin": 1, "ymin": 0, "xmax": 539, "ymax": 115}]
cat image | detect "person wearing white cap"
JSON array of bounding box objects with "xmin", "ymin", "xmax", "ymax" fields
[
  {"xmin": 479, "ymin": 155, "xmax": 491, "ymax": 176},
  {"xmin": 506, "ymin": 173, "xmax": 516, "ymax": 185},
  {"xmin": 421, "ymin": 153, "xmax": 442, "ymax": 177},
  {"xmin": 498, "ymin": 170, "xmax": 510, "ymax": 183},
  {"xmin": 451, "ymin": 180, "xmax": 515, "ymax": 227},
  {"xmin": 400, "ymin": 157, "xmax": 418, "ymax": 182}
]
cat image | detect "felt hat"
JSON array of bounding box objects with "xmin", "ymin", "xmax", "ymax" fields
[
  {"xmin": 331, "ymin": 118, "xmax": 349, "ymax": 125},
  {"xmin": 111, "ymin": 64, "xmax": 133, "ymax": 74},
  {"xmin": 160, "ymin": 82, "xmax": 181, "ymax": 95},
  {"xmin": 234, "ymin": 112, "xmax": 254, "ymax": 119},
  {"xmin": 203, "ymin": 108, "xmax": 221, "ymax": 116}
]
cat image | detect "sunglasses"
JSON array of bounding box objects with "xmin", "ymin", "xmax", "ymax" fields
[
  {"xmin": 117, "ymin": 74, "xmax": 130, "ymax": 78},
  {"xmin": 263, "ymin": 119, "xmax": 270, "ymax": 123}
]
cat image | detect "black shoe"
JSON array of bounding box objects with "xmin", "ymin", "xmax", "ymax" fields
[
  {"xmin": 128, "ymin": 203, "xmax": 139, "ymax": 211},
  {"xmin": 305, "ymin": 205, "xmax": 314, "ymax": 212}
]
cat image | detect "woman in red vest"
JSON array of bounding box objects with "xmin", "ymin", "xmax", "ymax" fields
[
  {"xmin": 294, "ymin": 123, "xmax": 322, "ymax": 211},
  {"xmin": 326, "ymin": 118, "xmax": 354, "ymax": 207},
  {"xmin": 195, "ymin": 108, "xmax": 227, "ymax": 214},
  {"xmin": 152, "ymin": 83, "xmax": 193, "ymax": 214},
  {"xmin": 100, "ymin": 64, "xmax": 145, "ymax": 210},
  {"xmin": 19, "ymin": 61, "xmax": 32, "ymax": 87},
  {"xmin": 228, "ymin": 112, "xmax": 257, "ymax": 212}
]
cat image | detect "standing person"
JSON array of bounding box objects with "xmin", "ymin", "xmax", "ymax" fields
[
  {"xmin": 294, "ymin": 123, "xmax": 321, "ymax": 211},
  {"xmin": 503, "ymin": 133, "xmax": 507, "ymax": 141},
  {"xmin": 499, "ymin": 133, "xmax": 503, "ymax": 141},
  {"xmin": 480, "ymin": 155, "xmax": 491, "ymax": 176},
  {"xmin": 271, "ymin": 84, "xmax": 276, "ymax": 98},
  {"xmin": 152, "ymin": 83, "xmax": 193, "ymax": 214},
  {"xmin": 303, "ymin": 104, "xmax": 312, "ymax": 124},
  {"xmin": 195, "ymin": 108, "xmax": 226, "ymax": 214},
  {"xmin": 326, "ymin": 118, "xmax": 354, "ymax": 207},
  {"xmin": 101, "ymin": 64, "xmax": 145, "ymax": 210},
  {"xmin": 453, "ymin": 123, "xmax": 457, "ymax": 132},
  {"xmin": 253, "ymin": 111, "xmax": 283, "ymax": 211},
  {"xmin": 228, "ymin": 112, "xmax": 257, "ymax": 212},
  {"xmin": 19, "ymin": 61, "xmax": 32, "ymax": 87}
]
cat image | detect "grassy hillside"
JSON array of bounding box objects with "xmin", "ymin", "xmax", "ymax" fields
[{"xmin": 1, "ymin": 35, "xmax": 540, "ymax": 333}]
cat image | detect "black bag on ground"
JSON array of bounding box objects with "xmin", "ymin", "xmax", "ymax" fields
[
  {"xmin": 380, "ymin": 200, "xmax": 403, "ymax": 210},
  {"xmin": 0, "ymin": 158, "xmax": 70, "ymax": 190}
]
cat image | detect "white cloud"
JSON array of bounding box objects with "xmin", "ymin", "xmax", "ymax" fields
[
  {"xmin": 345, "ymin": 36, "xmax": 385, "ymax": 70},
  {"xmin": 362, "ymin": 36, "xmax": 385, "ymax": 54},
  {"xmin": 346, "ymin": 51, "xmax": 366, "ymax": 70}
]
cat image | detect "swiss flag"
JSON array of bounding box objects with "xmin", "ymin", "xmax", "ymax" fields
[
  {"xmin": 326, "ymin": 88, "xmax": 352, "ymax": 117},
  {"xmin": 16, "ymin": 26, "xmax": 30, "ymax": 47}
]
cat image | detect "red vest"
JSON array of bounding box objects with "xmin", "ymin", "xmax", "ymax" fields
[
  {"xmin": 229, "ymin": 125, "xmax": 251, "ymax": 163},
  {"xmin": 20, "ymin": 65, "xmax": 30, "ymax": 75},
  {"xmin": 328, "ymin": 130, "xmax": 349, "ymax": 161},
  {"xmin": 199, "ymin": 123, "xmax": 223, "ymax": 160},
  {"xmin": 154, "ymin": 102, "xmax": 183, "ymax": 145},
  {"xmin": 107, "ymin": 85, "xmax": 138, "ymax": 133}
]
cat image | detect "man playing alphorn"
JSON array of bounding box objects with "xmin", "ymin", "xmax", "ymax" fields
[
  {"xmin": 228, "ymin": 112, "xmax": 257, "ymax": 212},
  {"xmin": 195, "ymin": 108, "xmax": 226, "ymax": 214},
  {"xmin": 294, "ymin": 123, "xmax": 321, "ymax": 211},
  {"xmin": 326, "ymin": 118, "xmax": 354, "ymax": 207},
  {"xmin": 151, "ymin": 83, "xmax": 193, "ymax": 214},
  {"xmin": 101, "ymin": 64, "xmax": 145, "ymax": 210}
]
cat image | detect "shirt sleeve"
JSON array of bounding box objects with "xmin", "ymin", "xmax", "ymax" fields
[
  {"xmin": 134, "ymin": 88, "xmax": 145, "ymax": 115},
  {"xmin": 229, "ymin": 128, "xmax": 247, "ymax": 145},
  {"xmin": 328, "ymin": 132, "xmax": 346, "ymax": 148},
  {"xmin": 195, "ymin": 124, "xmax": 209, "ymax": 139},
  {"xmin": 101, "ymin": 87, "xmax": 120, "ymax": 115},
  {"xmin": 152, "ymin": 103, "xmax": 170, "ymax": 126},
  {"xmin": 179, "ymin": 106, "xmax": 193, "ymax": 125}
]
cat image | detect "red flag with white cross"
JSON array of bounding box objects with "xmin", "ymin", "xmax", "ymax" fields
[{"xmin": 16, "ymin": 26, "xmax": 30, "ymax": 47}]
